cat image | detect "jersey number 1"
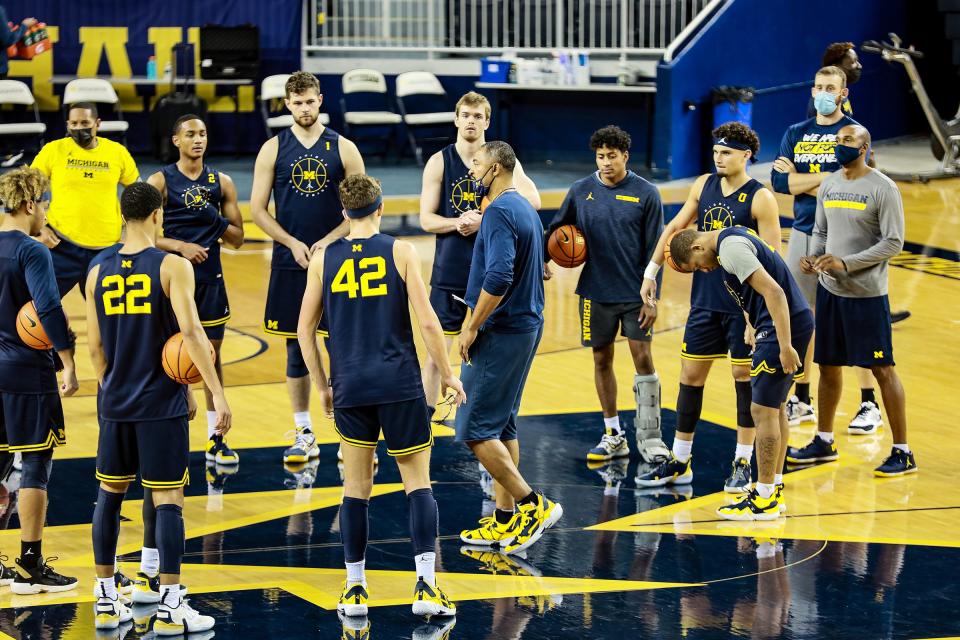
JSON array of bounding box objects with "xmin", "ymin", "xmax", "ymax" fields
[
  {"xmin": 102, "ymin": 274, "xmax": 152, "ymax": 315},
  {"xmin": 331, "ymin": 257, "xmax": 388, "ymax": 298}
]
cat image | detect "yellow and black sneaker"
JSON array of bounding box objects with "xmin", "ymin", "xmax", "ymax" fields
[
  {"xmin": 776, "ymin": 482, "xmax": 786, "ymax": 513},
  {"xmin": 874, "ymin": 447, "xmax": 918, "ymax": 477},
  {"xmin": 338, "ymin": 581, "xmax": 369, "ymax": 617},
  {"xmin": 502, "ymin": 493, "xmax": 563, "ymax": 556},
  {"xmin": 411, "ymin": 579, "xmax": 456, "ymax": 617},
  {"xmin": 459, "ymin": 516, "xmax": 517, "ymax": 548},
  {"xmin": 635, "ymin": 455, "xmax": 693, "ymax": 488},
  {"xmin": 131, "ymin": 603, "xmax": 157, "ymax": 634},
  {"xmin": 131, "ymin": 571, "xmax": 161, "ymax": 604},
  {"xmin": 716, "ymin": 488, "xmax": 781, "ymax": 521},
  {"xmin": 114, "ymin": 570, "xmax": 134, "ymax": 596},
  {"xmin": 205, "ymin": 434, "xmax": 239, "ymax": 465},
  {"xmin": 94, "ymin": 581, "xmax": 133, "ymax": 630},
  {"xmin": 338, "ymin": 609, "xmax": 371, "ymax": 640},
  {"xmin": 459, "ymin": 545, "xmax": 539, "ymax": 577}
]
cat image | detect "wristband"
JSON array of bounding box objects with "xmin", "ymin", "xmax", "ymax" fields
[{"xmin": 643, "ymin": 261, "xmax": 661, "ymax": 281}]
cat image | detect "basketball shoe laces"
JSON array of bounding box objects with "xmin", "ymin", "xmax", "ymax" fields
[
  {"xmin": 285, "ymin": 428, "xmax": 315, "ymax": 452},
  {"xmin": 597, "ymin": 433, "xmax": 621, "ymax": 450}
]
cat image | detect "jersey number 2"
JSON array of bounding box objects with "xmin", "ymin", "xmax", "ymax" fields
[
  {"xmin": 330, "ymin": 257, "xmax": 388, "ymax": 298},
  {"xmin": 102, "ymin": 274, "xmax": 152, "ymax": 315}
]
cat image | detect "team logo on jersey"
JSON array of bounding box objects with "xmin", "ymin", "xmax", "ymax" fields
[
  {"xmin": 586, "ymin": 192, "xmax": 594, "ymax": 201},
  {"xmin": 290, "ymin": 155, "xmax": 329, "ymax": 196},
  {"xmin": 702, "ymin": 203, "xmax": 733, "ymax": 231},
  {"xmin": 183, "ymin": 185, "xmax": 212, "ymax": 209},
  {"xmin": 449, "ymin": 175, "xmax": 479, "ymax": 214}
]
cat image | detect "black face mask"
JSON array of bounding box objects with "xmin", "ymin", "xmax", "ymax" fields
[
  {"xmin": 68, "ymin": 127, "xmax": 94, "ymax": 147},
  {"xmin": 846, "ymin": 67, "xmax": 862, "ymax": 85}
]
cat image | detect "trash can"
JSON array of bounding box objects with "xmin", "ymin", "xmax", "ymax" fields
[{"xmin": 712, "ymin": 86, "xmax": 755, "ymax": 128}]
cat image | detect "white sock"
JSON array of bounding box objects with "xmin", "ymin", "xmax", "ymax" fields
[
  {"xmin": 817, "ymin": 431, "xmax": 834, "ymax": 443},
  {"xmin": 735, "ymin": 444, "xmax": 753, "ymax": 463},
  {"xmin": 294, "ymin": 411, "xmax": 312, "ymax": 432},
  {"xmin": 893, "ymin": 443, "xmax": 910, "ymax": 453},
  {"xmin": 346, "ymin": 560, "xmax": 366, "ymax": 586},
  {"xmin": 114, "ymin": 560, "xmax": 119, "ymax": 573},
  {"xmin": 672, "ymin": 439, "xmax": 693, "ymax": 463},
  {"xmin": 755, "ymin": 482, "xmax": 775, "ymax": 499},
  {"xmin": 774, "ymin": 473, "xmax": 783, "ymax": 485},
  {"xmin": 141, "ymin": 548, "xmax": 160, "ymax": 576},
  {"xmin": 603, "ymin": 484, "xmax": 621, "ymax": 497},
  {"xmin": 603, "ymin": 415, "xmax": 622, "ymax": 436},
  {"xmin": 95, "ymin": 576, "xmax": 117, "ymax": 600},
  {"xmin": 415, "ymin": 552, "xmax": 436, "ymax": 587},
  {"xmin": 207, "ymin": 411, "xmax": 218, "ymax": 439},
  {"xmin": 159, "ymin": 584, "xmax": 180, "ymax": 606}
]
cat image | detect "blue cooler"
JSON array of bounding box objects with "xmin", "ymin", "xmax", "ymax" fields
[{"xmin": 480, "ymin": 58, "xmax": 512, "ymax": 83}]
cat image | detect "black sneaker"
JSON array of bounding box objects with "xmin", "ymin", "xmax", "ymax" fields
[
  {"xmin": 115, "ymin": 570, "xmax": 134, "ymax": 596},
  {"xmin": 723, "ymin": 457, "xmax": 752, "ymax": 494},
  {"xmin": 634, "ymin": 455, "xmax": 692, "ymax": 487},
  {"xmin": 11, "ymin": 556, "xmax": 78, "ymax": 594},
  {"xmin": 874, "ymin": 447, "xmax": 918, "ymax": 477},
  {"xmin": 890, "ymin": 310, "xmax": 911, "ymax": 324},
  {"xmin": 786, "ymin": 435, "xmax": 839, "ymax": 465},
  {"xmin": 0, "ymin": 554, "xmax": 16, "ymax": 586}
]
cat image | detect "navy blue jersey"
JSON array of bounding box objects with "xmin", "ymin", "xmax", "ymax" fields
[
  {"xmin": 692, "ymin": 175, "xmax": 763, "ymax": 313},
  {"xmin": 322, "ymin": 234, "xmax": 423, "ymax": 408},
  {"xmin": 0, "ymin": 231, "xmax": 69, "ymax": 393},
  {"xmin": 548, "ymin": 171, "xmax": 663, "ymax": 303},
  {"xmin": 272, "ymin": 127, "xmax": 346, "ymax": 270},
  {"xmin": 161, "ymin": 164, "xmax": 228, "ymax": 283},
  {"xmin": 717, "ymin": 227, "xmax": 812, "ymax": 341},
  {"xmin": 431, "ymin": 144, "xmax": 480, "ymax": 291},
  {"xmin": 94, "ymin": 247, "xmax": 188, "ymax": 421}
]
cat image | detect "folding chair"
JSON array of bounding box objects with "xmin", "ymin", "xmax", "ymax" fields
[
  {"xmin": 340, "ymin": 69, "xmax": 402, "ymax": 158},
  {"xmin": 260, "ymin": 73, "xmax": 329, "ymax": 136},
  {"xmin": 396, "ymin": 71, "xmax": 454, "ymax": 165},
  {"xmin": 63, "ymin": 78, "xmax": 129, "ymax": 144}
]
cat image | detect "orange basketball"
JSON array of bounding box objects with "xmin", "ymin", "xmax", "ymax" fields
[
  {"xmin": 17, "ymin": 301, "xmax": 53, "ymax": 350},
  {"xmin": 663, "ymin": 231, "xmax": 688, "ymax": 273},
  {"xmin": 162, "ymin": 332, "xmax": 216, "ymax": 384},
  {"xmin": 547, "ymin": 224, "xmax": 587, "ymax": 268}
]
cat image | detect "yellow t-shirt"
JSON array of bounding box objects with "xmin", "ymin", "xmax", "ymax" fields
[{"xmin": 31, "ymin": 136, "xmax": 139, "ymax": 248}]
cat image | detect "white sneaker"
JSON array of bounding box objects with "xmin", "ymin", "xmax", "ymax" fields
[
  {"xmin": 848, "ymin": 401, "xmax": 882, "ymax": 435},
  {"xmin": 154, "ymin": 594, "xmax": 215, "ymax": 636},
  {"xmin": 94, "ymin": 594, "xmax": 133, "ymax": 630},
  {"xmin": 283, "ymin": 427, "xmax": 320, "ymax": 463},
  {"xmin": 786, "ymin": 395, "xmax": 816, "ymax": 426},
  {"xmin": 587, "ymin": 432, "xmax": 630, "ymax": 462}
]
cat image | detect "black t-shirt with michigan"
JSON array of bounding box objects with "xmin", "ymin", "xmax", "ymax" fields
[
  {"xmin": 432, "ymin": 144, "xmax": 480, "ymax": 292},
  {"xmin": 692, "ymin": 174, "xmax": 763, "ymax": 313},
  {"xmin": 160, "ymin": 163, "xmax": 228, "ymax": 283},
  {"xmin": 94, "ymin": 247, "xmax": 187, "ymax": 421},
  {"xmin": 273, "ymin": 127, "xmax": 345, "ymax": 270}
]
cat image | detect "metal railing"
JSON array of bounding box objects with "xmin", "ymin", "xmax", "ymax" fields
[{"xmin": 306, "ymin": 0, "xmax": 712, "ymax": 54}]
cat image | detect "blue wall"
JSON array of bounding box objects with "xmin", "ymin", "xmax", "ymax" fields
[{"xmin": 652, "ymin": 0, "xmax": 912, "ymax": 178}]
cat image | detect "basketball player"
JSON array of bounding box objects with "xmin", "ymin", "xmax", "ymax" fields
[
  {"xmin": 544, "ymin": 125, "xmax": 666, "ymax": 464},
  {"xmin": 297, "ymin": 174, "xmax": 463, "ymax": 618},
  {"xmin": 86, "ymin": 182, "xmax": 231, "ymax": 632},
  {"xmin": 788, "ymin": 124, "xmax": 916, "ymax": 476},
  {"xmin": 419, "ymin": 91, "xmax": 540, "ymax": 409},
  {"xmin": 667, "ymin": 226, "xmax": 813, "ymax": 520},
  {"xmin": 457, "ymin": 142, "xmax": 563, "ymax": 554},
  {"xmin": 639, "ymin": 123, "xmax": 781, "ymax": 493},
  {"xmin": 148, "ymin": 114, "xmax": 244, "ymax": 469},
  {"xmin": 251, "ymin": 71, "xmax": 364, "ymax": 464},
  {"xmin": 0, "ymin": 166, "xmax": 79, "ymax": 594}
]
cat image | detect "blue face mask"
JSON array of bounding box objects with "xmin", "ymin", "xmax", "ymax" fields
[
  {"xmin": 473, "ymin": 164, "xmax": 495, "ymax": 199},
  {"xmin": 834, "ymin": 143, "xmax": 863, "ymax": 166},
  {"xmin": 813, "ymin": 91, "xmax": 839, "ymax": 116}
]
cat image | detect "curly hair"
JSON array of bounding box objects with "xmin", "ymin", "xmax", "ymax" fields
[
  {"xmin": 120, "ymin": 182, "xmax": 163, "ymax": 222},
  {"xmin": 285, "ymin": 71, "xmax": 321, "ymax": 98},
  {"xmin": 339, "ymin": 174, "xmax": 383, "ymax": 211},
  {"xmin": 711, "ymin": 121, "xmax": 760, "ymax": 162},
  {"xmin": 0, "ymin": 166, "xmax": 49, "ymax": 212},
  {"xmin": 589, "ymin": 125, "xmax": 631, "ymax": 153},
  {"xmin": 822, "ymin": 42, "xmax": 855, "ymax": 67}
]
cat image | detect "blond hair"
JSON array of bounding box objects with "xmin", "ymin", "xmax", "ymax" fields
[
  {"xmin": 455, "ymin": 91, "xmax": 491, "ymax": 120},
  {"xmin": 815, "ymin": 65, "xmax": 847, "ymax": 89},
  {"xmin": 0, "ymin": 166, "xmax": 49, "ymax": 213},
  {"xmin": 339, "ymin": 174, "xmax": 383, "ymax": 210},
  {"xmin": 285, "ymin": 71, "xmax": 321, "ymax": 98}
]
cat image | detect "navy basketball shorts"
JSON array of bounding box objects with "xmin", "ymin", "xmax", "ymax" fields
[
  {"xmin": 429, "ymin": 287, "xmax": 469, "ymax": 336},
  {"xmin": 264, "ymin": 268, "xmax": 308, "ymax": 337},
  {"xmin": 196, "ymin": 280, "xmax": 231, "ymax": 341},
  {"xmin": 51, "ymin": 237, "xmax": 104, "ymax": 297},
  {"xmin": 578, "ymin": 298, "xmax": 652, "ymax": 348},
  {"xmin": 334, "ymin": 396, "xmax": 433, "ymax": 457},
  {"xmin": 95, "ymin": 417, "xmax": 190, "ymax": 489},
  {"xmin": 680, "ymin": 307, "xmax": 753, "ymax": 366},
  {"xmin": 0, "ymin": 392, "xmax": 66, "ymax": 453},
  {"xmin": 814, "ymin": 285, "xmax": 894, "ymax": 368},
  {"xmin": 750, "ymin": 314, "xmax": 815, "ymax": 409},
  {"xmin": 455, "ymin": 325, "xmax": 543, "ymax": 443},
  {"xmin": 785, "ymin": 229, "xmax": 818, "ymax": 308}
]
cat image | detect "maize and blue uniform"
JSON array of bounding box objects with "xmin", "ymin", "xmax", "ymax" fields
[
  {"xmin": 161, "ymin": 164, "xmax": 231, "ymax": 340},
  {"xmin": 455, "ymin": 191, "xmax": 545, "ymax": 443},
  {"xmin": 0, "ymin": 232, "xmax": 70, "ymax": 453},
  {"xmin": 428, "ymin": 144, "xmax": 480, "ymax": 335},
  {"xmin": 547, "ymin": 170, "xmax": 663, "ymax": 347},
  {"xmin": 93, "ymin": 248, "xmax": 191, "ymax": 489},
  {"xmin": 323, "ymin": 235, "xmax": 431, "ymax": 456},
  {"xmin": 681, "ymin": 174, "xmax": 763, "ymax": 366},
  {"xmin": 716, "ymin": 227, "xmax": 814, "ymax": 409},
  {"xmin": 264, "ymin": 127, "xmax": 346, "ymax": 338}
]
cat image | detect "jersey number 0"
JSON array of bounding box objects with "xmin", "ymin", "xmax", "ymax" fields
[{"xmin": 330, "ymin": 257, "xmax": 388, "ymax": 298}]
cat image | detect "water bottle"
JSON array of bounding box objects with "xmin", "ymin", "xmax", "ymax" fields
[{"xmin": 146, "ymin": 56, "xmax": 157, "ymax": 80}]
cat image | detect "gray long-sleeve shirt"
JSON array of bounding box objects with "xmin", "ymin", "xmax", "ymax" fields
[{"xmin": 811, "ymin": 169, "xmax": 904, "ymax": 298}]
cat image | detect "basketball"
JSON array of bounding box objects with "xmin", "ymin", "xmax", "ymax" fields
[
  {"xmin": 17, "ymin": 301, "xmax": 54, "ymax": 350},
  {"xmin": 547, "ymin": 224, "xmax": 587, "ymax": 268},
  {"xmin": 162, "ymin": 332, "xmax": 216, "ymax": 384}
]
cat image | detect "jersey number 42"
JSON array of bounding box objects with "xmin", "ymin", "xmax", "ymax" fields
[{"xmin": 330, "ymin": 257, "xmax": 388, "ymax": 299}]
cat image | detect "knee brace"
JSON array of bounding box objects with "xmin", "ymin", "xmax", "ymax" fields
[
  {"xmin": 19, "ymin": 449, "xmax": 53, "ymax": 490},
  {"xmin": 675, "ymin": 383, "xmax": 705, "ymax": 435},
  {"xmin": 735, "ymin": 380, "xmax": 755, "ymax": 428},
  {"xmin": 286, "ymin": 338, "xmax": 309, "ymax": 378}
]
